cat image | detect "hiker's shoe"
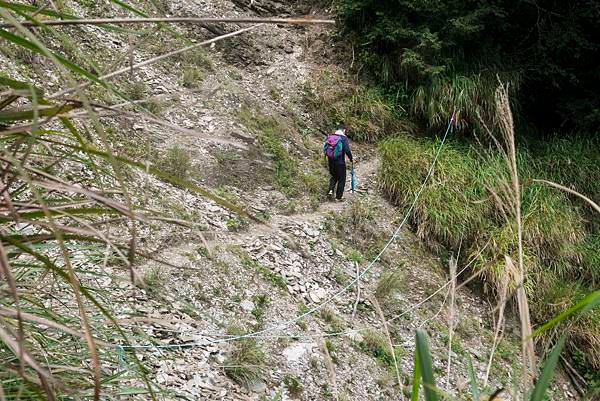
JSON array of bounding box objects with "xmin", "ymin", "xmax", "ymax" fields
[
  {"xmin": 327, "ymin": 190, "xmax": 334, "ymax": 200},
  {"xmin": 335, "ymin": 197, "xmax": 344, "ymax": 203}
]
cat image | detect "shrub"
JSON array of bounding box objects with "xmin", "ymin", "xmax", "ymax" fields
[
  {"xmin": 303, "ymin": 68, "xmax": 415, "ymax": 142},
  {"xmin": 181, "ymin": 66, "xmax": 203, "ymax": 89},
  {"xmin": 157, "ymin": 145, "xmax": 192, "ymax": 180},
  {"xmin": 124, "ymin": 80, "xmax": 148, "ymax": 100},
  {"xmin": 224, "ymin": 326, "xmax": 266, "ymax": 386},
  {"xmin": 378, "ymin": 134, "xmax": 600, "ymax": 368}
]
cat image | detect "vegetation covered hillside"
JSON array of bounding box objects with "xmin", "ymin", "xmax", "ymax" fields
[
  {"xmin": 0, "ymin": 0, "xmax": 598, "ymax": 400},
  {"xmin": 325, "ymin": 0, "xmax": 600, "ymax": 397}
]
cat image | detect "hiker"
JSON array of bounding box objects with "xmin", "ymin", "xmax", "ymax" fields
[{"xmin": 324, "ymin": 124, "xmax": 353, "ymax": 201}]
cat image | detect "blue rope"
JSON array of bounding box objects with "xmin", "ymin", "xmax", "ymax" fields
[{"xmin": 112, "ymin": 113, "xmax": 456, "ymax": 353}]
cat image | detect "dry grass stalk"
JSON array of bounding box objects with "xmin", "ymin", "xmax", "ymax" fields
[
  {"xmin": 478, "ymin": 82, "xmax": 537, "ymax": 390},
  {"xmin": 445, "ymin": 255, "xmax": 457, "ymax": 390},
  {"xmin": 532, "ymin": 178, "xmax": 600, "ymax": 214},
  {"xmin": 484, "ymin": 256, "xmax": 512, "ymax": 386},
  {"xmin": 0, "ymin": 16, "xmax": 335, "ymax": 29},
  {"xmin": 320, "ymin": 339, "xmax": 339, "ymax": 401},
  {"xmin": 351, "ymin": 261, "xmax": 360, "ymax": 320},
  {"xmin": 371, "ymin": 296, "xmax": 403, "ymax": 399}
]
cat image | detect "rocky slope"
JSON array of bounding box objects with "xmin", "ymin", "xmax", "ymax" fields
[{"xmin": 0, "ymin": 0, "xmax": 578, "ymax": 400}]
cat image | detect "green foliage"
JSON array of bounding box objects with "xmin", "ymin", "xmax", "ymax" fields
[
  {"xmin": 410, "ymin": 330, "xmax": 570, "ymax": 401},
  {"xmin": 181, "ymin": 66, "xmax": 204, "ymax": 89},
  {"xmin": 224, "ymin": 325, "xmax": 266, "ymax": 387},
  {"xmin": 157, "ymin": 145, "xmax": 192, "ymax": 181},
  {"xmin": 143, "ymin": 266, "xmax": 164, "ymax": 293},
  {"xmin": 530, "ymin": 336, "xmax": 566, "ymax": 401},
  {"xmin": 378, "ymin": 134, "xmax": 600, "ymax": 368},
  {"xmin": 319, "ymin": 308, "xmax": 345, "ymax": 333},
  {"xmin": 124, "ymin": 80, "xmax": 148, "ymax": 101},
  {"xmin": 357, "ymin": 329, "xmax": 401, "ymax": 370},
  {"xmin": 375, "ymin": 270, "xmax": 405, "ymax": 305},
  {"xmin": 238, "ymin": 106, "xmax": 301, "ymax": 195},
  {"xmin": 413, "ymin": 74, "xmax": 503, "ymax": 132},
  {"xmin": 283, "ymin": 375, "xmax": 304, "ymax": 398},
  {"xmin": 337, "ymin": 0, "xmax": 600, "ymax": 133},
  {"xmin": 303, "ymin": 68, "xmax": 415, "ymax": 142},
  {"xmin": 141, "ymin": 97, "xmax": 164, "ymax": 115},
  {"xmin": 415, "ymin": 330, "xmax": 438, "ymax": 401},
  {"xmin": 174, "ymin": 47, "xmax": 214, "ymax": 71},
  {"xmin": 251, "ymin": 294, "xmax": 270, "ymax": 325}
]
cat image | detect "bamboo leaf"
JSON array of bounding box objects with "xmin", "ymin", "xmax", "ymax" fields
[
  {"xmin": 0, "ymin": 27, "xmax": 104, "ymax": 87},
  {"xmin": 416, "ymin": 330, "xmax": 438, "ymax": 401},
  {"xmin": 0, "ymin": 104, "xmax": 76, "ymax": 122},
  {"xmin": 411, "ymin": 344, "xmax": 421, "ymax": 401},
  {"xmin": 0, "ymin": 75, "xmax": 44, "ymax": 96},
  {"xmin": 529, "ymin": 336, "xmax": 566, "ymax": 401},
  {"xmin": 467, "ymin": 354, "xmax": 480, "ymax": 401},
  {"xmin": 533, "ymin": 290, "xmax": 600, "ymax": 337}
]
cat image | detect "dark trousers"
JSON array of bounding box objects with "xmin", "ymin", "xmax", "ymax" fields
[{"xmin": 328, "ymin": 159, "xmax": 346, "ymax": 199}]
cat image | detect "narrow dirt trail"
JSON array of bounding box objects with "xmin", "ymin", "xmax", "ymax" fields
[{"xmin": 213, "ymin": 154, "xmax": 380, "ymax": 243}]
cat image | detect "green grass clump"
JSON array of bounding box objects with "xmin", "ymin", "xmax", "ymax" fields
[
  {"xmin": 174, "ymin": 47, "xmax": 214, "ymax": 71},
  {"xmin": 379, "ymin": 136, "xmax": 495, "ymax": 248},
  {"xmin": 181, "ymin": 66, "xmax": 204, "ymax": 89},
  {"xmin": 251, "ymin": 294, "xmax": 270, "ymax": 325},
  {"xmin": 224, "ymin": 325, "xmax": 266, "ymax": 387},
  {"xmin": 412, "ymin": 73, "xmax": 502, "ymax": 132},
  {"xmin": 303, "ymin": 67, "xmax": 415, "ymax": 142},
  {"xmin": 378, "ymin": 134, "xmax": 600, "ymax": 369},
  {"xmin": 238, "ymin": 106, "xmax": 301, "ymax": 195},
  {"xmin": 579, "ymin": 234, "xmax": 600, "ymax": 285},
  {"xmin": 157, "ymin": 145, "xmax": 192, "ymax": 180},
  {"xmin": 283, "ymin": 375, "xmax": 304, "ymax": 397},
  {"xmin": 143, "ymin": 266, "xmax": 164, "ymax": 293},
  {"xmin": 357, "ymin": 329, "xmax": 402, "ymax": 369},
  {"xmin": 375, "ymin": 270, "xmax": 405, "ymax": 305},
  {"xmin": 124, "ymin": 80, "xmax": 148, "ymax": 101},
  {"xmin": 319, "ymin": 308, "xmax": 346, "ymax": 333},
  {"xmin": 141, "ymin": 98, "xmax": 164, "ymax": 115}
]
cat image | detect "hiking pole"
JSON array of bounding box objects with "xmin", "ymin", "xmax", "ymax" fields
[{"xmin": 351, "ymin": 162, "xmax": 356, "ymax": 193}]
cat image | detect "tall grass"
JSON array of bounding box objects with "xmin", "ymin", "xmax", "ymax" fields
[
  {"xmin": 378, "ymin": 116, "xmax": 600, "ymax": 373},
  {"xmin": 411, "ymin": 306, "xmax": 599, "ymax": 401},
  {"xmin": 303, "ymin": 67, "xmax": 416, "ymax": 142},
  {"xmin": 0, "ymin": 2, "xmax": 255, "ymax": 399}
]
